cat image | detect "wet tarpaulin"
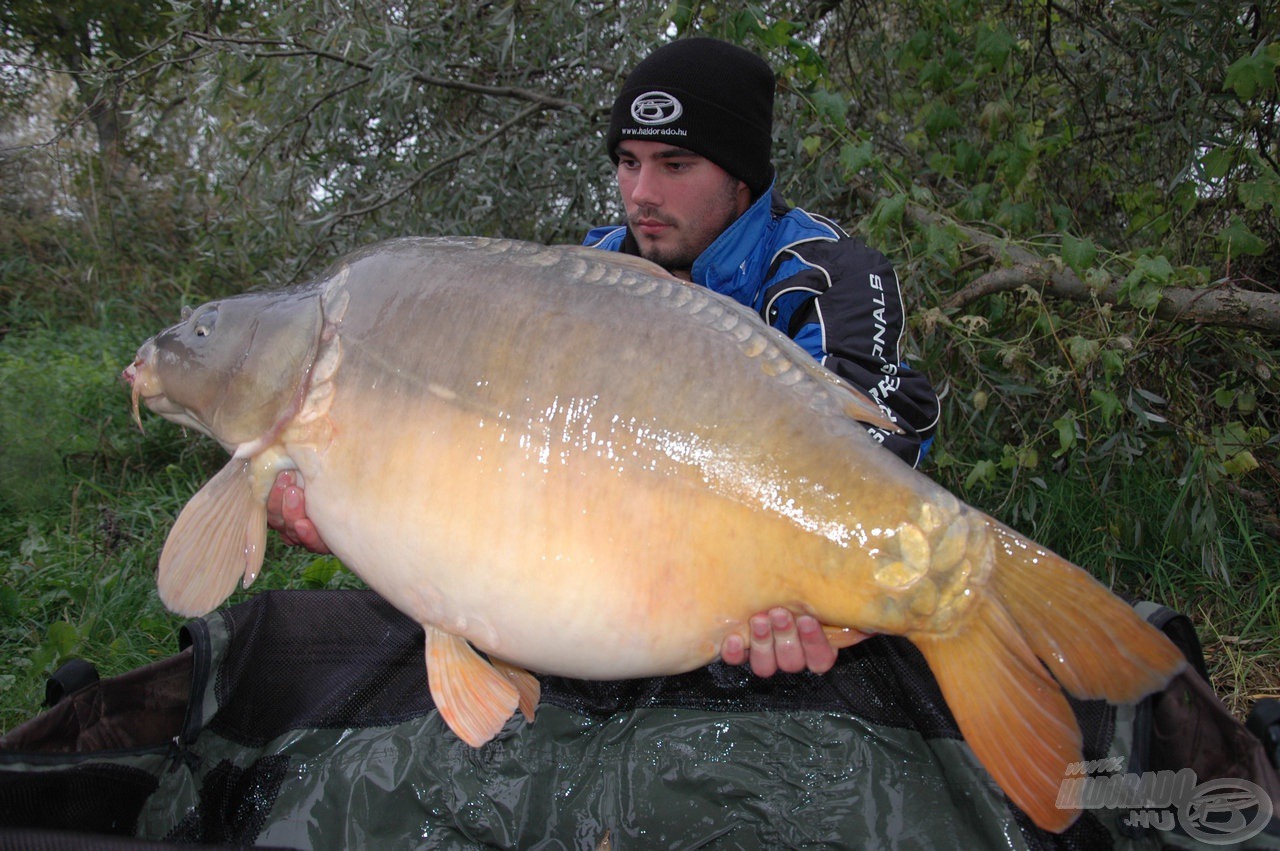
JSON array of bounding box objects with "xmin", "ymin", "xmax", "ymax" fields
[{"xmin": 0, "ymin": 589, "xmax": 1276, "ymax": 849}]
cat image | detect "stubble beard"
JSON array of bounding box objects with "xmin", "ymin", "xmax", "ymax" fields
[{"xmin": 630, "ymin": 181, "xmax": 746, "ymax": 275}]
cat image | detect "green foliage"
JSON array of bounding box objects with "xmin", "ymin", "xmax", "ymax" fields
[
  {"xmin": 0, "ymin": 323, "xmax": 362, "ymax": 731},
  {"xmin": 0, "ymin": 0, "xmax": 1277, "ymax": 728}
]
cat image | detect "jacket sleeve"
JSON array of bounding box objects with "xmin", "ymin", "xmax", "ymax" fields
[{"xmin": 768, "ymin": 238, "xmax": 940, "ymax": 467}]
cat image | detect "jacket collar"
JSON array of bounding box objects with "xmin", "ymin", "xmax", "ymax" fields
[{"xmin": 689, "ymin": 181, "xmax": 777, "ymax": 305}]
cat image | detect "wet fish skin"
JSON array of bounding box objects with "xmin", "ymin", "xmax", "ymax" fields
[{"xmin": 123, "ymin": 236, "xmax": 1185, "ymax": 833}]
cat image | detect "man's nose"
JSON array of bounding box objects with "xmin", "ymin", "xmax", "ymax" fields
[{"xmin": 628, "ymin": 164, "xmax": 662, "ymax": 207}]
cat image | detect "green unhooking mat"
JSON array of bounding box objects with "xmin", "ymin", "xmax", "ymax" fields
[{"xmin": 1, "ymin": 589, "xmax": 1277, "ymax": 849}]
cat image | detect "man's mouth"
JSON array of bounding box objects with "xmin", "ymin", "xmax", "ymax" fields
[{"xmin": 632, "ymin": 217, "xmax": 672, "ymax": 237}]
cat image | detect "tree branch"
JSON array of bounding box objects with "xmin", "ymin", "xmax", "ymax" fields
[
  {"xmin": 181, "ymin": 31, "xmax": 585, "ymax": 112},
  {"xmin": 289, "ymin": 102, "xmax": 547, "ymax": 277},
  {"xmin": 943, "ymin": 259, "xmax": 1280, "ymax": 334},
  {"xmin": 846, "ymin": 179, "xmax": 1280, "ymax": 335}
]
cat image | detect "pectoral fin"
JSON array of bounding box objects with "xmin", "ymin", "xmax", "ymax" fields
[
  {"xmin": 158, "ymin": 458, "xmax": 266, "ymax": 617},
  {"xmin": 425, "ymin": 625, "xmax": 520, "ymax": 747}
]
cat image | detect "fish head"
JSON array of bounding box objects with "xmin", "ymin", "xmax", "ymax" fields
[{"xmin": 123, "ymin": 288, "xmax": 324, "ymax": 450}]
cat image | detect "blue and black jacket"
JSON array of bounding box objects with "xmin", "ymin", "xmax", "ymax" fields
[{"xmin": 584, "ymin": 185, "xmax": 940, "ymax": 467}]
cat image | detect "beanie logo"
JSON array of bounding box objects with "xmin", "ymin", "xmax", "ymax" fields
[{"xmin": 630, "ymin": 91, "xmax": 683, "ymax": 125}]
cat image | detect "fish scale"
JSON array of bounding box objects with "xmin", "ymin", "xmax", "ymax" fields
[{"xmin": 123, "ymin": 236, "xmax": 1186, "ymax": 833}]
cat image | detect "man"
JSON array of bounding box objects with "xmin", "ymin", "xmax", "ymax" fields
[
  {"xmin": 586, "ymin": 38, "xmax": 936, "ymax": 463},
  {"xmin": 268, "ymin": 37, "xmax": 939, "ymax": 678}
]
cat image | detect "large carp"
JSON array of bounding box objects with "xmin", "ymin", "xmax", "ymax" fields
[{"xmin": 124, "ymin": 236, "xmax": 1184, "ymax": 832}]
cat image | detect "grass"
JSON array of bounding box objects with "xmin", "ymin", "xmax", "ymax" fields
[
  {"xmin": 1, "ymin": 310, "xmax": 1276, "ymax": 735},
  {"xmin": 958, "ymin": 464, "xmax": 1280, "ymax": 722},
  {"xmin": 0, "ymin": 319, "xmax": 363, "ymax": 732}
]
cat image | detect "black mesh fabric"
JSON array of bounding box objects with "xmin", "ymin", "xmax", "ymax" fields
[
  {"xmin": 0, "ymin": 763, "xmax": 157, "ymax": 835},
  {"xmin": 163, "ymin": 756, "xmax": 291, "ymax": 845},
  {"xmin": 0, "ymin": 828, "xmax": 298, "ymax": 851},
  {"xmin": 201, "ymin": 590, "xmax": 436, "ymax": 746},
  {"xmin": 6, "ymin": 588, "xmax": 1253, "ymax": 849}
]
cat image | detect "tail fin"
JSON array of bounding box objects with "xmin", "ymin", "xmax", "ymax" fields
[
  {"xmin": 986, "ymin": 521, "xmax": 1186, "ymax": 702},
  {"xmin": 911, "ymin": 518, "xmax": 1186, "ymax": 833}
]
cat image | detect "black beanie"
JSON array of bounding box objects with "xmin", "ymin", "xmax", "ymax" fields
[{"xmin": 607, "ymin": 38, "xmax": 776, "ymax": 197}]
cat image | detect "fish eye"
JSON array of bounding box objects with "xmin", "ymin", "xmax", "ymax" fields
[{"xmin": 191, "ymin": 306, "xmax": 218, "ymax": 338}]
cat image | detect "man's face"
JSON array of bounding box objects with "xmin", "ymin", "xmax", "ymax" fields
[{"xmin": 615, "ymin": 141, "xmax": 751, "ymax": 279}]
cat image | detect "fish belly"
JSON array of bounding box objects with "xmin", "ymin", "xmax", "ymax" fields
[{"xmin": 290, "ymin": 396, "xmax": 847, "ymax": 678}]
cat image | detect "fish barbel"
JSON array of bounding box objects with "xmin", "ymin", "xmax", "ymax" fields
[{"xmin": 122, "ymin": 236, "xmax": 1185, "ymax": 832}]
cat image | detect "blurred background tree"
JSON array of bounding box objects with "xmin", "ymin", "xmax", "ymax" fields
[{"xmin": 1, "ymin": 0, "xmax": 1277, "ymax": 716}]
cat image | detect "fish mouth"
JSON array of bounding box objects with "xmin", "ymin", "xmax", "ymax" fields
[
  {"xmin": 123, "ymin": 363, "xmax": 150, "ymax": 431},
  {"xmin": 122, "ymin": 342, "xmax": 161, "ymax": 430}
]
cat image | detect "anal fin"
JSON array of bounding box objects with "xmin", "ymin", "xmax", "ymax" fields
[
  {"xmin": 158, "ymin": 458, "xmax": 266, "ymax": 617},
  {"xmin": 491, "ymin": 658, "xmax": 541, "ymax": 722},
  {"xmin": 425, "ymin": 625, "xmax": 520, "ymax": 747}
]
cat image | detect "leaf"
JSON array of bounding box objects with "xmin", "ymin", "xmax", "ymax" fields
[
  {"xmin": 1067, "ymin": 335, "xmax": 1100, "ymax": 366},
  {"xmin": 1052, "ymin": 415, "xmax": 1078, "ymax": 458},
  {"xmin": 922, "ymin": 104, "xmax": 961, "ymax": 138},
  {"xmin": 839, "ymin": 140, "xmax": 875, "ymax": 175},
  {"xmin": 1120, "ymin": 255, "xmax": 1174, "ymax": 310},
  {"xmin": 975, "ymin": 25, "xmax": 1015, "ymax": 72},
  {"xmin": 1061, "ymin": 234, "xmax": 1097, "ymax": 276},
  {"xmin": 1224, "ymin": 52, "xmax": 1278, "ymax": 100},
  {"xmin": 809, "ymin": 88, "xmax": 847, "ymax": 125},
  {"xmin": 1089, "ymin": 389, "xmax": 1123, "ymax": 428},
  {"xmin": 1222, "ymin": 451, "xmax": 1260, "ymax": 477},
  {"xmin": 1216, "ymin": 217, "xmax": 1268, "ymax": 257},
  {"xmin": 965, "ymin": 459, "xmax": 997, "ymax": 489},
  {"xmin": 1200, "ymin": 148, "xmax": 1234, "ymax": 180},
  {"xmin": 0, "ymin": 585, "xmax": 18, "ymax": 617},
  {"xmin": 1238, "ymin": 176, "xmax": 1280, "ymax": 215},
  {"xmin": 45, "ymin": 621, "xmax": 79, "ymax": 657},
  {"xmin": 954, "ymin": 140, "xmax": 984, "ymax": 177},
  {"xmin": 301, "ymin": 556, "xmax": 344, "ymax": 588},
  {"xmin": 870, "ymin": 193, "xmax": 907, "ymax": 231}
]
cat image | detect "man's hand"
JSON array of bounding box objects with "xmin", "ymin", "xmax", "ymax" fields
[
  {"xmin": 266, "ymin": 471, "xmax": 331, "ymax": 554},
  {"xmin": 721, "ymin": 607, "xmax": 842, "ymax": 677}
]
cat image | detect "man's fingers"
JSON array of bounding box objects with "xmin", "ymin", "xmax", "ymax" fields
[
  {"xmin": 721, "ymin": 631, "xmax": 748, "ymax": 666},
  {"xmin": 724, "ymin": 610, "xmax": 850, "ymax": 676},
  {"xmin": 747, "ymin": 612, "xmax": 778, "ymax": 678},
  {"xmin": 291, "ymin": 517, "xmax": 327, "ymax": 553},
  {"xmin": 768, "ymin": 607, "xmax": 806, "ymax": 674},
  {"xmin": 266, "ymin": 470, "xmax": 295, "ymax": 531},
  {"xmin": 797, "ymin": 615, "xmax": 838, "ymax": 675}
]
